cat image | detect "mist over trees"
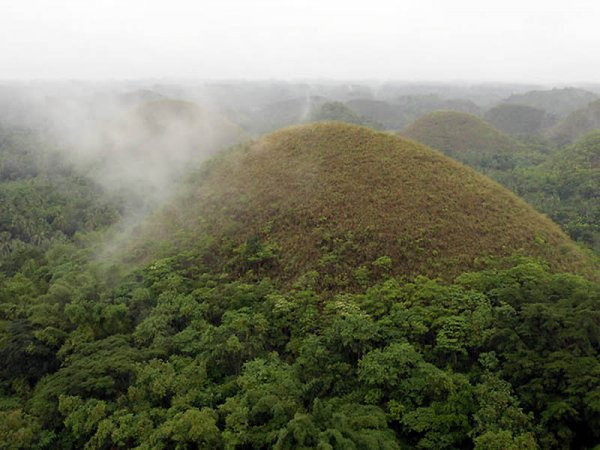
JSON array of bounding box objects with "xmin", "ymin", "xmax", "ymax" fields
[
  {"xmin": 1, "ymin": 80, "xmax": 600, "ymax": 449},
  {"xmin": 3, "ymin": 0, "xmax": 600, "ymax": 446}
]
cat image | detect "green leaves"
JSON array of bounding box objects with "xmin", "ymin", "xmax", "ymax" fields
[
  {"xmin": 0, "ymin": 409, "xmax": 43, "ymax": 450},
  {"xmin": 1, "ymin": 233, "xmax": 599, "ymax": 450},
  {"xmin": 220, "ymin": 356, "xmax": 302, "ymax": 448},
  {"xmin": 358, "ymin": 342, "xmax": 423, "ymax": 389},
  {"xmin": 275, "ymin": 399, "xmax": 399, "ymax": 450}
]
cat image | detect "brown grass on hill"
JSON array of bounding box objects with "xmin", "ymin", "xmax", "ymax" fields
[
  {"xmin": 402, "ymin": 110, "xmax": 525, "ymax": 160},
  {"xmin": 132, "ymin": 122, "xmax": 596, "ymax": 282}
]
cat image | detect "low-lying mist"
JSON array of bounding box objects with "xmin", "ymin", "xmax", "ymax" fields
[
  {"xmin": 0, "ymin": 82, "xmax": 249, "ymax": 218},
  {"xmin": 2, "ymin": 79, "xmax": 599, "ymax": 246}
]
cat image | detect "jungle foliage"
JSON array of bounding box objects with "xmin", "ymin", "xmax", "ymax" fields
[
  {"xmin": 0, "ymin": 124, "xmax": 599, "ymax": 449},
  {"xmin": 1, "ymin": 226, "xmax": 599, "ymax": 449}
]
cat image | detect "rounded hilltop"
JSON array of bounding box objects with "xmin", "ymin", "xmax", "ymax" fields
[
  {"xmin": 504, "ymin": 87, "xmax": 597, "ymax": 118},
  {"xmin": 133, "ymin": 122, "xmax": 596, "ymax": 283},
  {"xmin": 552, "ymin": 130, "xmax": 600, "ymax": 168},
  {"xmin": 484, "ymin": 103, "xmax": 554, "ymax": 136},
  {"xmin": 402, "ymin": 110, "xmax": 526, "ymax": 168},
  {"xmin": 548, "ymin": 100, "xmax": 600, "ymax": 146}
]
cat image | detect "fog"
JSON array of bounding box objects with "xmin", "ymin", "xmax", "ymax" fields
[
  {"xmin": 2, "ymin": 0, "xmax": 600, "ymax": 83},
  {"xmin": 0, "ymin": 82, "xmax": 250, "ymax": 214},
  {"xmin": 1, "ymin": 0, "xmax": 600, "ymax": 240}
]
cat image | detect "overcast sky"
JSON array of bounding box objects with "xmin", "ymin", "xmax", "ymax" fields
[{"xmin": 1, "ymin": 0, "xmax": 599, "ymax": 83}]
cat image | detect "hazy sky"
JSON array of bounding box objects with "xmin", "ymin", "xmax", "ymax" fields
[{"xmin": 1, "ymin": 0, "xmax": 599, "ymax": 83}]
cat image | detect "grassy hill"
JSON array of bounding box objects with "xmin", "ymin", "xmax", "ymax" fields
[
  {"xmin": 548, "ymin": 99, "xmax": 600, "ymax": 145},
  {"xmin": 131, "ymin": 122, "xmax": 595, "ymax": 283},
  {"xmin": 504, "ymin": 87, "xmax": 597, "ymax": 118},
  {"xmin": 551, "ymin": 129, "xmax": 600, "ymax": 168},
  {"xmin": 343, "ymin": 96, "xmax": 482, "ymax": 132},
  {"xmin": 484, "ymin": 103, "xmax": 554, "ymax": 135},
  {"xmin": 401, "ymin": 110, "xmax": 600, "ymax": 254},
  {"xmin": 401, "ymin": 110, "xmax": 528, "ymax": 170},
  {"xmin": 2, "ymin": 122, "xmax": 600, "ymax": 450}
]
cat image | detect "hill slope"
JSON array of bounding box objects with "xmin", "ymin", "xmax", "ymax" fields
[
  {"xmin": 309, "ymin": 101, "xmax": 379, "ymax": 128},
  {"xmin": 342, "ymin": 96, "xmax": 482, "ymax": 132},
  {"xmin": 504, "ymin": 87, "xmax": 597, "ymax": 118},
  {"xmin": 484, "ymin": 103, "xmax": 554, "ymax": 135},
  {"xmin": 248, "ymin": 96, "xmax": 328, "ymax": 133},
  {"xmin": 395, "ymin": 94, "xmax": 481, "ymax": 117},
  {"xmin": 508, "ymin": 131, "xmax": 600, "ymax": 252},
  {"xmin": 402, "ymin": 111, "xmax": 527, "ymax": 169},
  {"xmin": 551, "ymin": 129, "xmax": 600, "ymax": 169},
  {"xmin": 133, "ymin": 122, "xmax": 594, "ymax": 283},
  {"xmin": 548, "ymin": 100, "xmax": 600, "ymax": 145},
  {"xmin": 2, "ymin": 124, "xmax": 600, "ymax": 450}
]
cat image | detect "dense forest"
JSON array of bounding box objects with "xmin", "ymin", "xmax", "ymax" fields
[{"xmin": 1, "ymin": 81, "xmax": 600, "ymax": 450}]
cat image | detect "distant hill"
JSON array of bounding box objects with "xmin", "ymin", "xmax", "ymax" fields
[
  {"xmin": 402, "ymin": 110, "xmax": 526, "ymax": 170},
  {"xmin": 309, "ymin": 102, "xmax": 381, "ymax": 128},
  {"xmin": 394, "ymin": 94, "xmax": 481, "ymax": 127},
  {"xmin": 248, "ymin": 96, "xmax": 328, "ymax": 133},
  {"xmin": 547, "ymin": 100, "xmax": 600, "ymax": 145},
  {"xmin": 242, "ymin": 98, "xmax": 382, "ymax": 134},
  {"xmin": 131, "ymin": 122, "xmax": 595, "ymax": 282},
  {"xmin": 558, "ymin": 129, "xmax": 600, "ymax": 168},
  {"xmin": 484, "ymin": 103, "xmax": 555, "ymax": 135},
  {"xmin": 344, "ymin": 95, "xmax": 481, "ymax": 131},
  {"xmin": 504, "ymin": 87, "xmax": 597, "ymax": 118},
  {"xmin": 345, "ymin": 99, "xmax": 408, "ymax": 129}
]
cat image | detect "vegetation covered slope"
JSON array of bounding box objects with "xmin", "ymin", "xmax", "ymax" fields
[
  {"xmin": 1, "ymin": 123, "xmax": 600, "ymax": 450},
  {"xmin": 548, "ymin": 99, "xmax": 600, "ymax": 146},
  {"xmin": 133, "ymin": 122, "xmax": 595, "ymax": 283},
  {"xmin": 404, "ymin": 109, "xmax": 600, "ymax": 255},
  {"xmin": 503, "ymin": 131, "xmax": 600, "ymax": 253},
  {"xmin": 504, "ymin": 87, "xmax": 597, "ymax": 118},
  {"xmin": 484, "ymin": 103, "xmax": 554, "ymax": 135},
  {"xmin": 401, "ymin": 111, "xmax": 529, "ymax": 170}
]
